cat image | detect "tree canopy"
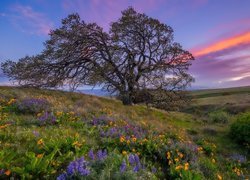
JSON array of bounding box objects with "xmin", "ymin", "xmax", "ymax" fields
[{"xmin": 1, "ymin": 7, "xmax": 194, "ymax": 106}]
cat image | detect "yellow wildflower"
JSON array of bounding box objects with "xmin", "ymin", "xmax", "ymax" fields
[
  {"xmin": 37, "ymin": 138, "xmax": 44, "ymax": 145},
  {"xmin": 120, "ymin": 136, "xmax": 125, "ymax": 143},
  {"xmin": 5, "ymin": 170, "xmax": 11, "ymax": 176},
  {"xmin": 217, "ymin": 174, "xmax": 222, "ymax": 180},
  {"xmin": 122, "ymin": 151, "xmax": 127, "ymax": 155},
  {"xmin": 174, "ymin": 158, "xmax": 179, "ymax": 162},
  {"xmin": 72, "ymin": 141, "xmax": 82, "ymax": 147},
  {"xmin": 37, "ymin": 154, "xmax": 43, "ymax": 158},
  {"xmin": 132, "ymin": 137, "xmax": 137, "ymax": 142},
  {"xmin": 175, "ymin": 165, "xmax": 183, "ymax": 170},
  {"xmin": 184, "ymin": 163, "xmax": 189, "ymax": 170},
  {"xmin": 37, "ymin": 113, "xmax": 42, "ymax": 117},
  {"xmin": 0, "ymin": 124, "xmax": 10, "ymax": 129},
  {"xmin": 197, "ymin": 147, "xmax": 203, "ymax": 152},
  {"xmin": 178, "ymin": 152, "xmax": 184, "ymax": 158},
  {"xmin": 212, "ymin": 158, "xmax": 216, "ymax": 163},
  {"xmin": 56, "ymin": 111, "xmax": 63, "ymax": 116},
  {"xmin": 7, "ymin": 98, "xmax": 15, "ymax": 105},
  {"xmin": 166, "ymin": 151, "xmax": 171, "ymax": 159}
]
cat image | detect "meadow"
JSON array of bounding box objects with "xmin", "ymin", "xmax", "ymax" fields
[{"xmin": 0, "ymin": 86, "xmax": 249, "ymax": 179}]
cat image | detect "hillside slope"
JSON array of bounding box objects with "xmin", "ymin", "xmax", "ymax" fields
[{"xmin": 0, "ymin": 86, "xmax": 249, "ymax": 179}]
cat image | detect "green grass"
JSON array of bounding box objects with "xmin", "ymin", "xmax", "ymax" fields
[{"xmin": 0, "ymin": 86, "xmax": 249, "ymax": 179}]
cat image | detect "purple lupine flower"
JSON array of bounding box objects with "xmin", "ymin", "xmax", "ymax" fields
[
  {"xmin": 57, "ymin": 173, "xmax": 67, "ymax": 180},
  {"xmin": 88, "ymin": 149, "xmax": 95, "ymax": 160},
  {"xmin": 128, "ymin": 154, "xmax": 136, "ymax": 165},
  {"xmin": 133, "ymin": 165, "xmax": 140, "ymax": 172},
  {"xmin": 128, "ymin": 154, "xmax": 141, "ymax": 172},
  {"xmin": 67, "ymin": 161, "xmax": 77, "ymax": 175},
  {"xmin": 97, "ymin": 149, "xmax": 107, "ymax": 160},
  {"xmin": 66, "ymin": 157, "xmax": 90, "ymax": 176},
  {"xmin": 38, "ymin": 112, "xmax": 57, "ymax": 125},
  {"xmin": 17, "ymin": 98, "xmax": 50, "ymax": 114},
  {"xmin": 152, "ymin": 167, "xmax": 157, "ymax": 173},
  {"xmin": 134, "ymin": 154, "xmax": 140, "ymax": 164},
  {"xmin": 120, "ymin": 160, "xmax": 127, "ymax": 172},
  {"xmin": 230, "ymin": 154, "xmax": 247, "ymax": 163},
  {"xmin": 78, "ymin": 168, "xmax": 90, "ymax": 176},
  {"xmin": 0, "ymin": 169, "xmax": 5, "ymax": 175}
]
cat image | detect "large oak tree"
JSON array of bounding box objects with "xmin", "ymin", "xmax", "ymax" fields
[{"xmin": 1, "ymin": 7, "xmax": 194, "ymax": 105}]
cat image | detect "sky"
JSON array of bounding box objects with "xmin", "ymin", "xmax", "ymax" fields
[{"xmin": 0, "ymin": 0, "xmax": 250, "ymax": 89}]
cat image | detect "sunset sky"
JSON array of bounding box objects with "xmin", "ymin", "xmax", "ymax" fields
[{"xmin": 0, "ymin": 0, "xmax": 250, "ymax": 89}]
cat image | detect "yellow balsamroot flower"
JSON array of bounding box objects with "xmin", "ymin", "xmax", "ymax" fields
[
  {"xmin": 184, "ymin": 163, "xmax": 189, "ymax": 170},
  {"xmin": 72, "ymin": 141, "xmax": 82, "ymax": 147},
  {"xmin": 0, "ymin": 123, "xmax": 11, "ymax": 129},
  {"xmin": 126, "ymin": 140, "xmax": 130, "ymax": 144},
  {"xmin": 37, "ymin": 113, "xmax": 42, "ymax": 117},
  {"xmin": 7, "ymin": 98, "xmax": 16, "ymax": 105},
  {"xmin": 120, "ymin": 136, "xmax": 125, "ymax": 143},
  {"xmin": 5, "ymin": 170, "xmax": 11, "ymax": 176},
  {"xmin": 132, "ymin": 137, "xmax": 137, "ymax": 142},
  {"xmin": 37, "ymin": 138, "xmax": 44, "ymax": 145},
  {"xmin": 166, "ymin": 151, "xmax": 171, "ymax": 159},
  {"xmin": 175, "ymin": 165, "xmax": 183, "ymax": 170},
  {"xmin": 56, "ymin": 111, "xmax": 63, "ymax": 117},
  {"xmin": 174, "ymin": 158, "xmax": 179, "ymax": 162},
  {"xmin": 122, "ymin": 151, "xmax": 127, "ymax": 155},
  {"xmin": 37, "ymin": 154, "xmax": 43, "ymax": 158},
  {"xmin": 233, "ymin": 167, "xmax": 242, "ymax": 176},
  {"xmin": 217, "ymin": 174, "xmax": 222, "ymax": 180},
  {"xmin": 178, "ymin": 152, "xmax": 184, "ymax": 158},
  {"xmin": 197, "ymin": 147, "xmax": 203, "ymax": 152}
]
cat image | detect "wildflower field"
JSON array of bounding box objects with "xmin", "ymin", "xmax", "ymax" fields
[{"xmin": 0, "ymin": 86, "xmax": 249, "ymax": 179}]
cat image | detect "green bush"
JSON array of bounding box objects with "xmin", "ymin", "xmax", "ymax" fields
[
  {"xmin": 208, "ymin": 111, "xmax": 230, "ymax": 123},
  {"xmin": 230, "ymin": 112, "xmax": 250, "ymax": 147}
]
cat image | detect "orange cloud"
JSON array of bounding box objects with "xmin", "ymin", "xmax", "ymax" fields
[{"xmin": 193, "ymin": 31, "xmax": 250, "ymax": 57}]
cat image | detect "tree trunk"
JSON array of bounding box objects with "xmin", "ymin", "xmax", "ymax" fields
[{"xmin": 120, "ymin": 92, "xmax": 133, "ymax": 105}]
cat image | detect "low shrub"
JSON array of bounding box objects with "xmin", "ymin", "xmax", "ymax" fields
[
  {"xmin": 230, "ymin": 112, "xmax": 250, "ymax": 148},
  {"xmin": 16, "ymin": 98, "xmax": 51, "ymax": 114},
  {"xmin": 208, "ymin": 111, "xmax": 230, "ymax": 124}
]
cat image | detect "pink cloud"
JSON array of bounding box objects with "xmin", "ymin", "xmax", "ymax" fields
[
  {"xmin": 9, "ymin": 4, "xmax": 53, "ymax": 35},
  {"xmin": 192, "ymin": 31, "xmax": 250, "ymax": 57},
  {"xmin": 190, "ymin": 38, "xmax": 250, "ymax": 87}
]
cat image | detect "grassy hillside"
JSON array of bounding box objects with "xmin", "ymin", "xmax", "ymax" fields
[{"xmin": 0, "ymin": 86, "xmax": 249, "ymax": 179}]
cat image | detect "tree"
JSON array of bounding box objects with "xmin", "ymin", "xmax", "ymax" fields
[{"xmin": 1, "ymin": 7, "xmax": 194, "ymax": 105}]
